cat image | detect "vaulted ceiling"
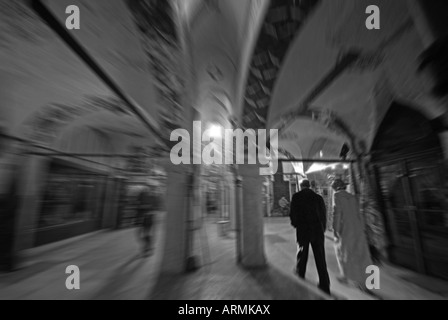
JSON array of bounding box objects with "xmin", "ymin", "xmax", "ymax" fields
[
  {"xmin": 242, "ymin": 0, "xmax": 320, "ymax": 129},
  {"xmin": 1, "ymin": 0, "xmax": 441, "ymax": 170},
  {"xmin": 267, "ymin": 0, "xmax": 439, "ymax": 166},
  {"xmin": 0, "ymin": 0, "xmax": 158, "ymax": 154},
  {"xmin": 187, "ymin": 0, "xmax": 259, "ymax": 127}
]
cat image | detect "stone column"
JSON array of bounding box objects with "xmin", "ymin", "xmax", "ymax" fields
[
  {"xmin": 265, "ymin": 177, "xmax": 271, "ymax": 217},
  {"xmin": 202, "ymin": 182, "xmax": 208, "ymax": 217},
  {"xmin": 193, "ymin": 166, "xmax": 203, "ymax": 222},
  {"xmin": 358, "ymin": 156, "xmax": 389, "ymax": 260},
  {"xmin": 187, "ymin": 164, "xmax": 203, "ymax": 271},
  {"xmin": 14, "ymin": 155, "xmax": 49, "ymax": 252},
  {"xmin": 101, "ymin": 176, "xmax": 119, "ymax": 229},
  {"xmin": 228, "ymin": 173, "xmax": 236, "ymax": 230},
  {"xmin": 239, "ymin": 164, "xmax": 266, "ymax": 268},
  {"xmin": 235, "ymin": 175, "xmax": 243, "ymax": 264},
  {"xmin": 159, "ymin": 161, "xmax": 191, "ymax": 274},
  {"xmin": 113, "ymin": 178, "xmax": 126, "ymax": 229},
  {"xmin": 219, "ymin": 179, "xmax": 226, "ymax": 219}
]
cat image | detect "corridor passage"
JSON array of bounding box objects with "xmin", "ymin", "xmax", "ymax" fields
[
  {"xmin": 0, "ymin": 212, "xmax": 165, "ymax": 300},
  {"xmin": 264, "ymin": 218, "xmax": 448, "ymax": 300},
  {"xmin": 1, "ymin": 0, "xmax": 448, "ymax": 302},
  {"xmin": 2, "ymin": 214, "xmax": 447, "ymax": 300}
]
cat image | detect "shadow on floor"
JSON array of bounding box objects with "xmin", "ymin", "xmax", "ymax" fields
[
  {"xmin": 0, "ymin": 261, "xmax": 60, "ymax": 286},
  {"xmin": 91, "ymin": 253, "xmax": 146, "ymax": 300},
  {"xmin": 248, "ymin": 263, "xmax": 330, "ymax": 300},
  {"xmin": 148, "ymin": 268, "xmax": 206, "ymax": 300}
]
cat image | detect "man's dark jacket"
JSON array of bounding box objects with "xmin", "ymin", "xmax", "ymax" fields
[{"xmin": 289, "ymin": 189, "xmax": 327, "ymax": 241}]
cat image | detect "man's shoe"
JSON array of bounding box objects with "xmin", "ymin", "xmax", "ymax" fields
[
  {"xmin": 293, "ymin": 268, "xmax": 305, "ymax": 279},
  {"xmin": 318, "ymin": 285, "xmax": 331, "ymax": 296}
]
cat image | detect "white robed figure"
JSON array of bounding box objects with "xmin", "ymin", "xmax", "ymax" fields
[{"xmin": 331, "ymin": 179, "xmax": 372, "ymax": 289}]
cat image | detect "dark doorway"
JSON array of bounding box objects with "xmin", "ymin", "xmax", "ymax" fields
[
  {"xmin": 35, "ymin": 159, "xmax": 107, "ymax": 246},
  {"xmin": 371, "ymin": 102, "xmax": 448, "ymax": 280}
]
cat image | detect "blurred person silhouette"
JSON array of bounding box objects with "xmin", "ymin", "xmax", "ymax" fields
[
  {"xmin": 279, "ymin": 196, "xmax": 289, "ymax": 216},
  {"xmin": 136, "ymin": 183, "xmax": 159, "ymax": 257},
  {"xmin": 332, "ymin": 179, "xmax": 372, "ymax": 291},
  {"xmin": 290, "ymin": 179, "xmax": 330, "ymax": 295}
]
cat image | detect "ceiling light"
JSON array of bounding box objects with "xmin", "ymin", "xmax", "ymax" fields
[{"xmin": 209, "ymin": 124, "xmax": 222, "ymax": 138}]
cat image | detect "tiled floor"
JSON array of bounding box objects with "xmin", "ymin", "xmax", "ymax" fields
[
  {"xmin": 263, "ymin": 217, "xmax": 448, "ymax": 300},
  {"xmin": 0, "ymin": 212, "xmax": 166, "ymax": 300},
  {"xmin": 1, "ymin": 214, "xmax": 447, "ymax": 300}
]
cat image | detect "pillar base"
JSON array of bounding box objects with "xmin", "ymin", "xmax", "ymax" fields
[
  {"xmin": 238, "ymin": 164, "xmax": 267, "ymax": 269},
  {"xmin": 159, "ymin": 162, "xmax": 191, "ymax": 274},
  {"xmin": 185, "ymin": 255, "xmax": 200, "ymax": 272}
]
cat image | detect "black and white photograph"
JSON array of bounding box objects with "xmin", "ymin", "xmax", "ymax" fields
[{"xmin": 0, "ymin": 0, "xmax": 448, "ymax": 304}]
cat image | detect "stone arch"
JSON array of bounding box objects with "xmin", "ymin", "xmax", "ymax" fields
[
  {"xmin": 280, "ymin": 109, "xmax": 357, "ymax": 157},
  {"xmin": 127, "ymin": 0, "xmax": 185, "ymax": 134},
  {"xmin": 20, "ymin": 96, "xmax": 131, "ymax": 147},
  {"xmin": 241, "ymin": 0, "xmax": 321, "ymax": 130},
  {"xmin": 198, "ymin": 87, "xmax": 233, "ymax": 116}
]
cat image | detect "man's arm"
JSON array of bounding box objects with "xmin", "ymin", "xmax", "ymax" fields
[
  {"xmin": 289, "ymin": 194, "xmax": 298, "ymax": 228},
  {"xmin": 333, "ymin": 197, "xmax": 342, "ymax": 239},
  {"xmin": 317, "ymin": 195, "xmax": 327, "ymax": 232}
]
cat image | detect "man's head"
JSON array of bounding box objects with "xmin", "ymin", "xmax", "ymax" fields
[{"xmin": 300, "ymin": 179, "xmax": 311, "ymax": 190}]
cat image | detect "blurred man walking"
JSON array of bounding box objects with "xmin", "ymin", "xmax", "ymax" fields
[
  {"xmin": 136, "ymin": 185, "xmax": 159, "ymax": 257},
  {"xmin": 290, "ymin": 180, "xmax": 330, "ymax": 295}
]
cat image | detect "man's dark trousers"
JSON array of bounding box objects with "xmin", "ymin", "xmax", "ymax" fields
[{"xmin": 296, "ymin": 231, "xmax": 330, "ymax": 295}]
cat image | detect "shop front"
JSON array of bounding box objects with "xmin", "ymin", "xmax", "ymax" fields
[
  {"xmin": 371, "ymin": 103, "xmax": 448, "ymax": 280},
  {"xmin": 35, "ymin": 159, "xmax": 108, "ymax": 246}
]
